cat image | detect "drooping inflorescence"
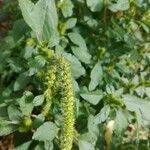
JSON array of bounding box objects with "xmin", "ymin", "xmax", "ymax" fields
[
  {"xmin": 42, "ymin": 62, "xmax": 57, "ymax": 116},
  {"xmin": 57, "ymin": 57, "xmax": 75, "ymax": 150},
  {"xmin": 39, "ymin": 47, "xmax": 75, "ymax": 150}
]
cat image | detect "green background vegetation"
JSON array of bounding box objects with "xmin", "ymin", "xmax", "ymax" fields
[{"xmin": 0, "ymin": 0, "xmax": 150, "ymax": 149}]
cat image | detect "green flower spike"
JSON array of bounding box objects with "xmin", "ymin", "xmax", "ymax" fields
[
  {"xmin": 42, "ymin": 63, "xmax": 57, "ymax": 116},
  {"xmin": 58, "ymin": 57, "xmax": 75, "ymax": 150}
]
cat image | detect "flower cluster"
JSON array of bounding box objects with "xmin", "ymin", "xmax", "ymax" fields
[
  {"xmin": 57, "ymin": 57, "xmax": 75, "ymax": 150},
  {"xmin": 40, "ymin": 51, "xmax": 75, "ymax": 150}
]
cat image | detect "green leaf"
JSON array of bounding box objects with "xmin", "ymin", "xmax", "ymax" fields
[
  {"xmin": 32, "ymin": 114, "xmax": 45, "ymax": 129},
  {"xmin": 29, "ymin": 55, "xmax": 46, "ymax": 76},
  {"xmin": 18, "ymin": 0, "xmax": 47, "ymax": 41},
  {"xmin": 79, "ymin": 140, "xmax": 95, "ymax": 150},
  {"xmin": 14, "ymin": 72, "xmax": 30, "ymax": 91},
  {"xmin": 7, "ymin": 57, "xmax": 23, "ymax": 73},
  {"xmin": 59, "ymin": 0, "xmax": 74, "ymax": 18},
  {"xmin": 78, "ymin": 132, "xmax": 97, "ymax": 150},
  {"xmin": 23, "ymin": 45, "xmax": 37, "ymax": 60},
  {"xmin": 123, "ymin": 95, "xmax": 150, "ymax": 121},
  {"xmin": 63, "ymin": 53, "xmax": 86, "ymax": 79},
  {"xmin": 86, "ymin": 0, "xmax": 103, "ymax": 12},
  {"xmin": 89, "ymin": 62, "xmax": 103, "ymax": 91},
  {"xmin": 19, "ymin": 91, "xmax": 34, "ymax": 116},
  {"xmin": 71, "ymin": 46, "xmax": 91, "ymax": 64},
  {"xmin": 33, "ymin": 95, "xmax": 45, "ymax": 106},
  {"xmin": 2, "ymin": 83, "xmax": 13, "ymax": 97},
  {"xmin": 68, "ymin": 32, "xmax": 91, "ymax": 64},
  {"xmin": 44, "ymin": 141, "xmax": 53, "ymax": 150},
  {"xmin": 43, "ymin": 0, "xmax": 59, "ymax": 47},
  {"xmin": 94, "ymin": 105, "xmax": 110, "ymax": 124},
  {"xmin": 66, "ymin": 18, "xmax": 77, "ymax": 29},
  {"xmin": 7, "ymin": 105, "xmax": 23, "ymax": 121},
  {"xmin": 108, "ymin": 0, "xmax": 129, "ymax": 12},
  {"xmin": 80, "ymin": 91, "xmax": 103, "ymax": 105},
  {"xmin": 32, "ymin": 122, "xmax": 58, "ymax": 141},
  {"xmin": 88, "ymin": 115, "xmax": 99, "ymax": 136},
  {"xmin": 12, "ymin": 19, "xmax": 30, "ymax": 42},
  {"xmin": 114, "ymin": 109, "xmax": 128, "ymax": 135},
  {"xmin": 145, "ymin": 87, "xmax": 150, "ymax": 98},
  {"xmin": 15, "ymin": 141, "xmax": 32, "ymax": 150},
  {"xmin": 0, "ymin": 121, "xmax": 17, "ymax": 136}
]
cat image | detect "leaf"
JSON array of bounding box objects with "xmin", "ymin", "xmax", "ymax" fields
[
  {"xmin": 86, "ymin": 0, "xmax": 103, "ymax": 12},
  {"xmin": 71, "ymin": 46, "xmax": 91, "ymax": 64},
  {"xmin": 44, "ymin": 141, "xmax": 53, "ymax": 150},
  {"xmin": 23, "ymin": 45, "xmax": 37, "ymax": 60},
  {"xmin": 15, "ymin": 141, "xmax": 32, "ymax": 150},
  {"xmin": 145, "ymin": 87, "xmax": 150, "ymax": 98},
  {"xmin": 19, "ymin": 91, "xmax": 34, "ymax": 116},
  {"xmin": 33, "ymin": 95, "xmax": 45, "ymax": 106},
  {"xmin": 78, "ymin": 132, "xmax": 97, "ymax": 150},
  {"xmin": 66, "ymin": 18, "xmax": 77, "ymax": 29},
  {"xmin": 14, "ymin": 72, "xmax": 31, "ymax": 91},
  {"xmin": 123, "ymin": 95, "xmax": 150, "ymax": 121},
  {"xmin": 18, "ymin": 0, "xmax": 47, "ymax": 41},
  {"xmin": 12, "ymin": 19, "xmax": 30, "ymax": 42},
  {"xmin": 29, "ymin": 55, "xmax": 46, "ymax": 76},
  {"xmin": 80, "ymin": 91, "xmax": 103, "ymax": 105},
  {"xmin": 43, "ymin": 0, "xmax": 59, "ymax": 47},
  {"xmin": 88, "ymin": 115, "xmax": 99, "ymax": 136},
  {"xmin": 2, "ymin": 83, "xmax": 13, "ymax": 98},
  {"xmin": 59, "ymin": 0, "xmax": 74, "ymax": 18},
  {"xmin": 94, "ymin": 105, "xmax": 110, "ymax": 124},
  {"xmin": 68, "ymin": 32, "xmax": 87, "ymax": 48},
  {"xmin": 89, "ymin": 62, "xmax": 103, "ymax": 91},
  {"xmin": 108, "ymin": 0, "xmax": 129, "ymax": 12},
  {"xmin": 114, "ymin": 109, "xmax": 128, "ymax": 135},
  {"xmin": 79, "ymin": 140, "xmax": 95, "ymax": 150},
  {"xmin": 0, "ymin": 122, "xmax": 17, "ymax": 136},
  {"xmin": 63, "ymin": 53, "xmax": 86, "ymax": 79},
  {"xmin": 32, "ymin": 122, "xmax": 58, "ymax": 141},
  {"xmin": 32, "ymin": 114, "xmax": 45, "ymax": 129},
  {"xmin": 7, "ymin": 57, "xmax": 23, "ymax": 73},
  {"xmin": 68, "ymin": 32, "xmax": 91, "ymax": 64},
  {"xmin": 7, "ymin": 105, "xmax": 23, "ymax": 121}
]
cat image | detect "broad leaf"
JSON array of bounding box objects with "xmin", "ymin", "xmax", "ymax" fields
[
  {"xmin": 78, "ymin": 132, "xmax": 97, "ymax": 150},
  {"xmin": 19, "ymin": 0, "xmax": 47, "ymax": 41},
  {"xmin": 89, "ymin": 62, "xmax": 103, "ymax": 91},
  {"xmin": 29, "ymin": 55, "xmax": 46, "ymax": 76},
  {"xmin": 19, "ymin": 91, "xmax": 34, "ymax": 116},
  {"xmin": 108, "ymin": 0, "xmax": 129, "ymax": 12},
  {"xmin": 80, "ymin": 91, "xmax": 103, "ymax": 105},
  {"xmin": 59, "ymin": 0, "xmax": 74, "ymax": 18},
  {"xmin": 68, "ymin": 32, "xmax": 91, "ymax": 64},
  {"xmin": 114, "ymin": 109, "xmax": 128, "ymax": 135},
  {"xmin": 14, "ymin": 72, "xmax": 30, "ymax": 91},
  {"xmin": 66, "ymin": 18, "xmax": 77, "ymax": 29},
  {"xmin": 94, "ymin": 105, "xmax": 110, "ymax": 124},
  {"xmin": 86, "ymin": 0, "xmax": 103, "ymax": 12},
  {"xmin": 43, "ymin": 0, "xmax": 59, "ymax": 47},
  {"xmin": 63, "ymin": 53, "xmax": 86, "ymax": 79},
  {"xmin": 8, "ymin": 105, "xmax": 23, "ymax": 121},
  {"xmin": 0, "ymin": 120, "xmax": 17, "ymax": 136},
  {"xmin": 15, "ymin": 141, "xmax": 32, "ymax": 150},
  {"xmin": 33, "ymin": 95, "xmax": 45, "ymax": 106},
  {"xmin": 123, "ymin": 95, "xmax": 150, "ymax": 121},
  {"xmin": 12, "ymin": 19, "xmax": 30, "ymax": 42},
  {"xmin": 32, "ymin": 122, "xmax": 58, "ymax": 141}
]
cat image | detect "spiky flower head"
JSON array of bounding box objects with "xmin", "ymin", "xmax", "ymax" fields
[{"xmin": 57, "ymin": 57, "xmax": 75, "ymax": 150}]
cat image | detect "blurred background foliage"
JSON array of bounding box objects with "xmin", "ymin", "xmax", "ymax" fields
[{"xmin": 0, "ymin": 0, "xmax": 150, "ymax": 149}]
